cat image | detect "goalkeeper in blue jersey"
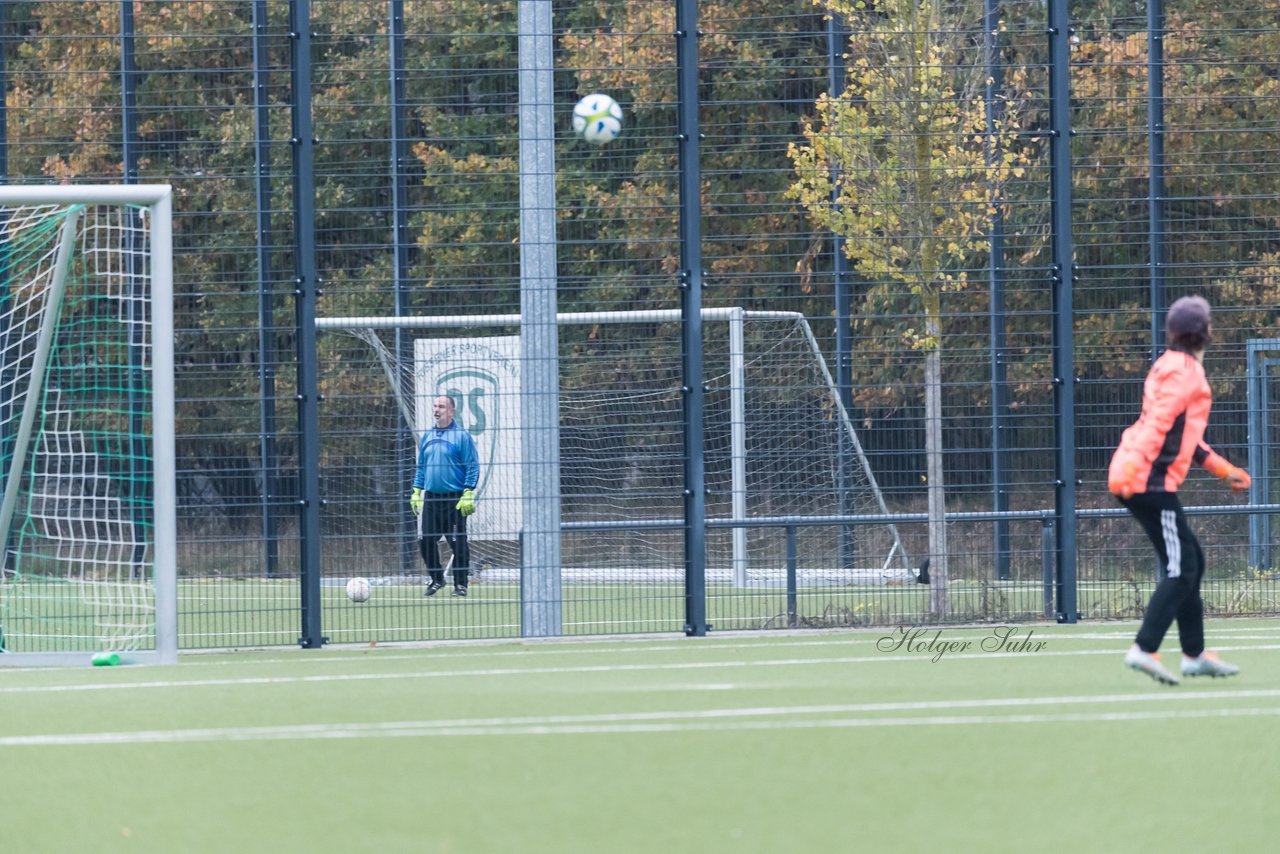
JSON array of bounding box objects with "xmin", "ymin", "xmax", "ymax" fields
[{"xmin": 410, "ymin": 395, "xmax": 480, "ymax": 597}]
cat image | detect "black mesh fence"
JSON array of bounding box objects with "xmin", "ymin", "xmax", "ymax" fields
[{"xmin": 0, "ymin": 1, "xmax": 1277, "ymax": 645}]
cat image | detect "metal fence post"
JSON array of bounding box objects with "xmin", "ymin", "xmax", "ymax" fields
[
  {"xmin": 0, "ymin": 0, "xmax": 9, "ymax": 575},
  {"xmin": 1147, "ymin": 0, "xmax": 1167, "ymax": 361},
  {"xmin": 253, "ymin": 0, "xmax": 281, "ymax": 579},
  {"xmin": 517, "ymin": 0, "xmax": 563, "ymax": 638},
  {"xmin": 1041, "ymin": 517, "xmax": 1054, "ymax": 619},
  {"xmin": 1246, "ymin": 340, "xmax": 1275, "ymax": 570},
  {"xmin": 985, "ymin": 0, "xmax": 1011, "ymax": 581},
  {"xmin": 828, "ymin": 12, "xmax": 857, "ymax": 572},
  {"xmin": 291, "ymin": 0, "xmax": 325, "ymax": 649},
  {"xmin": 1048, "ymin": 0, "xmax": 1078, "ymax": 623},
  {"xmin": 676, "ymin": 0, "xmax": 708, "ymax": 636},
  {"xmin": 120, "ymin": 1, "xmax": 152, "ymax": 581},
  {"xmin": 389, "ymin": 0, "xmax": 416, "ymax": 578},
  {"xmin": 786, "ymin": 525, "xmax": 798, "ymax": 628}
]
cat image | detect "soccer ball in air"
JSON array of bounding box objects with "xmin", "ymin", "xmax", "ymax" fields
[
  {"xmin": 346, "ymin": 577, "xmax": 371, "ymax": 603},
  {"xmin": 572, "ymin": 93, "xmax": 623, "ymax": 144}
]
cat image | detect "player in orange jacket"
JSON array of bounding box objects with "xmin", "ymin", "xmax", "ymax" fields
[{"xmin": 1108, "ymin": 296, "xmax": 1250, "ymax": 684}]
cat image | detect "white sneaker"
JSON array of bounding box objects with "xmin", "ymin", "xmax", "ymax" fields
[
  {"xmin": 1181, "ymin": 650, "xmax": 1239, "ymax": 678},
  {"xmin": 1124, "ymin": 644, "xmax": 1179, "ymax": 685}
]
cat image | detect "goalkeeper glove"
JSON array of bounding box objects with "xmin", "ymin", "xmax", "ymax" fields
[
  {"xmin": 410, "ymin": 487, "xmax": 423, "ymax": 515},
  {"xmin": 1206, "ymin": 457, "xmax": 1251, "ymax": 492},
  {"xmin": 456, "ymin": 488, "xmax": 476, "ymax": 517}
]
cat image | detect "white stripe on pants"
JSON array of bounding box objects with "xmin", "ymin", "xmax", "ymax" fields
[{"xmin": 1160, "ymin": 508, "xmax": 1181, "ymax": 578}]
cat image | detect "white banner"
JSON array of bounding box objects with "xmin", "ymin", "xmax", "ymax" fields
[{"xmin": 414, "ymin": 336, "xmax": 522, "ymax": 539}]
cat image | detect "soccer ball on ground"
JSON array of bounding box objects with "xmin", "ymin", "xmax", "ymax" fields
[
  {"xmin": 572, "ymin": 93, "xmax": 623, "ymax": 144},
  {"xmin": 346, "ymin": 577, "xmax": 371, "ymax": 603}
]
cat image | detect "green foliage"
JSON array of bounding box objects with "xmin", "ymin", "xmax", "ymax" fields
[
  {"xmin": 789, "ymin": 0, "xmax": 1033, "ymax": 362},
  {"xmin": 5, "ymin": 0, "xmax": 1280, "ymax": 513},
  {"xmin": 1070, "ymin": 7, "xmax": 1280, "ymax": 352}
]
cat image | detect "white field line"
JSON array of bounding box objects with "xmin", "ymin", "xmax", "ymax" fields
[
  {"xmin": 6, "ymin": 643, "xmax": 1280, "ymax": 695},
  {"xmin": 6, "ymin": 694, "xmax": 1280, "ymax": 747},
  {"xmin": 173, "ymin": 628, "xmax": 1280, "ymax": 668}
]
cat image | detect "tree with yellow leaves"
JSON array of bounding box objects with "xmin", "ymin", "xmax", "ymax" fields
[{"xmin": 789, "ymin": 0, "xmax": 1030, "ymax": 617}]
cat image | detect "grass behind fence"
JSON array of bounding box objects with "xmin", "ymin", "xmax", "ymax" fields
[{"xmin": 4, "ymin": 573, "xmax": 1279, "ymax": 653}]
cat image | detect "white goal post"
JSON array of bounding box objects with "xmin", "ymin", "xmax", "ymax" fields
[
  {"xmin": 0, "ymin": 185, "xmax": 175, "ymax": 666},
  {"xmin": 315, "ymin": 307, "xmax": 909, "ymax": 585}
]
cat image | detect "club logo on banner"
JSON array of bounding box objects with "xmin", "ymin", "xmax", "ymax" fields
[{"xmin": 414, "ymin": 336, "xmax": 521, "ymax": 539}]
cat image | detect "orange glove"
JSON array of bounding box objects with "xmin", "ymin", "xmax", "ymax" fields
[
  {"xmin": 1206, "ymin": 456, "xmax": 1251, "ymax": 492},
  {"xmin": 1108, "ymin": 457, "xmax": 1142, "ymax": 500}
]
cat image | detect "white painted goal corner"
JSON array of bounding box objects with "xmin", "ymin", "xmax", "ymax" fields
[{"xmin": 0, "ymin": 185, "xmax": 175, "ymax": 667}]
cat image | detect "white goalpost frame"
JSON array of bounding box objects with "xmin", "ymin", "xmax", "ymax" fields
[
  {"xmin": 316, "ymin": 307, "xmax": 908, "ymax": 582},
  {"xmin": 728, "ymin": 307, "xmax": 748, "ymax": 586},
  {"xmin": 0, "ymin": 184, "xmax": 175, "ymax": 667}
]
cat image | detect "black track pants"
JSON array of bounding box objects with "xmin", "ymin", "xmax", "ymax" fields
[
  {"xmin": 418, "ymin": 490, "xmax": 470, "ymax": 584},
  {"xmin": 1120, "ymin": 491, "xmax": 1205, "ymax": 657}
]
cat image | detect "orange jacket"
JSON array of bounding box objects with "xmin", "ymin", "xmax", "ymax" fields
[{"xmin": 1108, "ymin": 350, "xmax": 1231, "ymax": 494}]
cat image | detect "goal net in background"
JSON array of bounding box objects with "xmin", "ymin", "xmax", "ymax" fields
[
  {"xmin": 316, "ymin": 309, "xmax": 908, "ymax": 587},
  {"xmin": 0, "ymin": 186, "xmax": 175, "ymax": 666}
]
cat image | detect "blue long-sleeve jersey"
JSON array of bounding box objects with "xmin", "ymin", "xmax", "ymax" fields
[{"xmin": 413, "ymin": 421, "xmax": 479, "ymax": 493}]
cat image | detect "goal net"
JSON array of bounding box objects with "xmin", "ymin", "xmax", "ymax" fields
[
  {"xmin": 0, "ymin": 186, "xmax": 175, "ymax": 666},
  {"xmin": 315, "ymin": 309, "xmax": 908, "ymax": 587}
]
